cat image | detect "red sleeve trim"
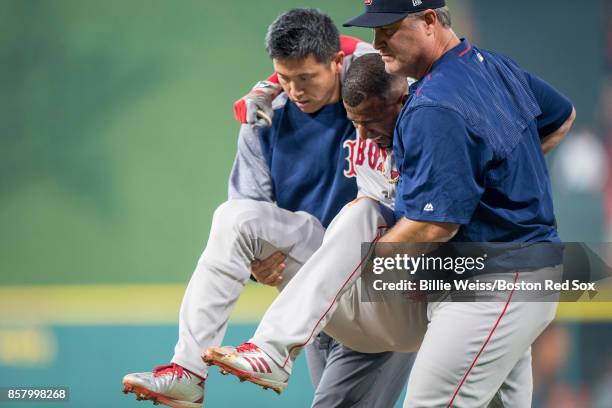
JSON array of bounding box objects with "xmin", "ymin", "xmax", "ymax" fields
[
  {"xmin": 266, "ymin": 72, "xmax": 279, "ymax": 84},
  {"xmin": 339, "ymin": 34, "xmax": 361, "ymax": 55}
]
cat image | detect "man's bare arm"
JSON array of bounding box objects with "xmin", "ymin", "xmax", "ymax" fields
[
  {"xmin": 541, "ymin": 107, "xmax": 576, "ymax": 154},
  {"xmin": 380, "ymin": 217, "xmax": 459, "ymax": 243},
  {"xmin": 376, "ymin": 217, "xmax": 460, "ymax": 259}
]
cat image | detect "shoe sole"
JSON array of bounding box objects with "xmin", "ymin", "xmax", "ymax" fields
[
  {"xmin": 122, "ymin": 381, "xmax": 201, "ymax": 408},
  {"xmin": 202, "ymin": 350, "xmax": 286, "ymax": 395}
]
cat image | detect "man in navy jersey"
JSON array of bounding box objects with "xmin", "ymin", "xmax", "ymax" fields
[
  {"xmin": 122, "ymin": 8, "xmax": 413, "ymax": 408},
  {"xmin": 345, "ymin": 1, "xmax": 576, "ymax": 406}
]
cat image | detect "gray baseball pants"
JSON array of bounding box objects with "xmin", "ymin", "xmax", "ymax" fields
[{"xmin": 172, "ymin": 199, "xmax": 414, "ymax": 407}]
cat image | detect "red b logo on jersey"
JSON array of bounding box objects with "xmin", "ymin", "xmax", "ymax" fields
[{"xmin": 364, "ymin": 0, "xmax": 373, "ymax": 5}]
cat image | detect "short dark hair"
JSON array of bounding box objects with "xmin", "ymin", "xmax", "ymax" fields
[
  {"xmin": 265, "ymin": 8, "xmax": 341, "ymax": 63},
  {"xmin": 342, "ymin": 54, "xmax": 404, "ymax": 107}
]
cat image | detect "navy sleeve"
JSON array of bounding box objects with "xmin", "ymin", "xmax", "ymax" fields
[
  {"xmin": 395, "ymin": 106, "xmax": 486, "ymax": 224},
  {"xmin": 525, "ymin": 71, "xmax": 573, "ymax": 138}
]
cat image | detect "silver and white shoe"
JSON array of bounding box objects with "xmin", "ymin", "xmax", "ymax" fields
[{"xmin": 122, "ymin": 363, "xmax": 204, "ymax": 408}]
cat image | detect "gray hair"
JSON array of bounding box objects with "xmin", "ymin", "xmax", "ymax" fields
[
  {"xmin": 265, "ymin": 8, "xmax": 341, "ymax": 63},
  {"xmin": 411, "ymin": 6, "xmax": 452, "ymax": 28}
]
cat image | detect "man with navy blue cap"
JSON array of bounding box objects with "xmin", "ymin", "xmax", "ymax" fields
[{"xmin": 346, "ymin": 1, "xmax": 575, "ymax": 407}]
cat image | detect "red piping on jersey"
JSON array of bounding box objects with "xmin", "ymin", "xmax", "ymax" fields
[
  {"xmin": 458, "ymin": 46, "xmax": 472, "ymax": 57},
  {"xmin": 282, "ymin": 225, "xmax": 389, "ymax": 368},
  {"xmin": 446, "ymin": 272, "xmax": 520, "ymax": 408},
  {"xmin": 417, "ymin": 45, "xmax": 469, "ymax": 98},
  {"xmin": 416, "ymin": 73, "xmax": 432, "ymax": 97}
]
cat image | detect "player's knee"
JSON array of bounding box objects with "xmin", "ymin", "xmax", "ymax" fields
[
  {"xmin": 347, "ymin": 196, "xmax": 380, "ymax": 216},
  {"xmin": 350, "ymin": 196, "xmax": 379, "ymax": 206},
  {"xmin": 213, "ymin": 200, "xmax": 250, "ymax": 220},
  {"xmin": 210, "ymin": 200, "xmax": 266, "ymax": 238},
  {"xmin": 326, "ymin": 197, "xmax": 384, "ymax": 234}
]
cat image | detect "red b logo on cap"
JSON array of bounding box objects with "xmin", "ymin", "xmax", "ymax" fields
[{"xmin": 364, "ymin": 0, "xmax": 373, "ymax": 5}]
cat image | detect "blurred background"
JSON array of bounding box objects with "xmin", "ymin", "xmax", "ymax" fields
[{"xmin": 1, "ymin": 0, "xmax": 611, "ymax": 407}]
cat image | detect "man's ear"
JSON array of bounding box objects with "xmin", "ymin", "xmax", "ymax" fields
[
  {"xmin": 332, "ymin": 51, "xmax": 345, "ymax": 74},
  {"xmin": 423, "ymin": 9, "xmax": 437, "ymax": 35}
]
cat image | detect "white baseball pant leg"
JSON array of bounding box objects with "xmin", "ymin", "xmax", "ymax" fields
[
  {"xmin": 171, "ymin": 199, "xmax": 324, "ymax": 377},
  {"xmin": 250, "ymin": 197, "xmax": 428, "ymax": 373},
  {"xmin": 403, "ymin": 268, "xmax": 560, "ymax": 408}
]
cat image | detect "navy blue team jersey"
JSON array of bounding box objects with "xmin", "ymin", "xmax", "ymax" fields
[
  {"xmin": 258, "ymin": 97, "xmax": 358, "ymax": 228},
  {"xmin": 394, "ymin": 39, "xmax": 573, "ymax": 244}
]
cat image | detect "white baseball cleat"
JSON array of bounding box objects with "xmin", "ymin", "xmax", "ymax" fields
[
  {"xmin": 202, "ymin": 342, "xmax": 289, "ymax": 394},
  {"xmin": 122, "ymin": 363, "xmax": 205, "ymax": 408}
]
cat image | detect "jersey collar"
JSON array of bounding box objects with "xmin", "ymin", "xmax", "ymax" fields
[
  {"xmin": 429, "ymin": 38, "xmax": 472, "ymax": 73},
  {"xmin": 408, "ymin": 38, "xmax": 473, "ymax": 96}
]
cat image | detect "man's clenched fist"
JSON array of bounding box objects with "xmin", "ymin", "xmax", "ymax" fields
[{"xmin": 250, "ymin": 251, "xmax": 287, "ymax": 287}]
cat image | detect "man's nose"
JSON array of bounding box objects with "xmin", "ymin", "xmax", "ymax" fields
[
  {"xmin": 356, "ymin": 125, "xmax": 369, "ymax": 140},
  {"xmin": 373, "ymin": 29, "xmax": 385, "ymax": 50},
  {"xmin": 291, "ymin": 82, "xmax": 305, "ymax": 97}
]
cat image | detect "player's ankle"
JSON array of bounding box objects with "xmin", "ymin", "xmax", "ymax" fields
[
  {"xmin": 171, "ymin": 363, "xmax": 206, "ymax": 383},
  {"xmin": 184, "ymin": 367, "xmax": 206, "ymax": 383}
]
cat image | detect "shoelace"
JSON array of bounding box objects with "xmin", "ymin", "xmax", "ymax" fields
[
  {"xmin": 236, "ymin": 342, "xmax": 259, "ymax": 353},
  {"xmin": 153, "ymin": 363, "xmax": 187, "ymax": 379},
  {"xmin": 152, "ymin": 364, "xmax": 205, "ymax": 387}
]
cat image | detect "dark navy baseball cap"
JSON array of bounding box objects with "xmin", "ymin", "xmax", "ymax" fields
[{"xmin": 344, "ymin": 0, "xmax": 446, "ymax": 28}]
